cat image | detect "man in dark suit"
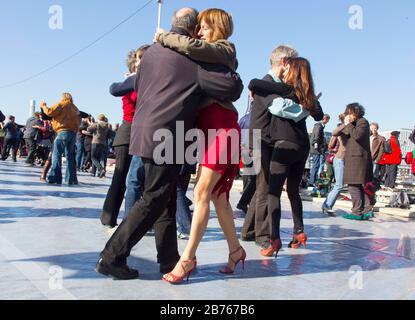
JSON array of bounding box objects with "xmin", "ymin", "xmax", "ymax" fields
[
  {"xmin": 96, "ymin": 7, "xmax": 244, "ymax": 280},
  {"xmin": 240, "ymin": 45, "xmax": 298, "ymax": 248},
  {"xmin": 23, "ymin": 112, "xmax": 42, "ymax": 165},
  {"xmin": 309, "ymin": 114, "xmax": 330, "ymax": 185}
]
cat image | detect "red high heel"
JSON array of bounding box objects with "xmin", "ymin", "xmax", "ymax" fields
[
  {"xmin": 162, "ymin": 258, "xmax": 197, "ymax": 284},
  {"xmin": 260, "ymin": 239, "xmax": 283, "ymax": 257},
  {"xmin": 219, "ymin": 246, "xmax": 247, "ymax": 274},
  {"xmin": 288, "ymin": 233, "xmax": 308, "ymax": 249}
]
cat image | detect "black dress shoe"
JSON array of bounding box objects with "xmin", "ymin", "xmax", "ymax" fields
[{"xmin": 95, "ymin": 259, "xmax": 139, "ymax": 280}]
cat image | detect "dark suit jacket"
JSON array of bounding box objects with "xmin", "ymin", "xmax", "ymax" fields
[
  {"xmin": 334, "ymin": 117, "xmax": 373, "ymax": 185},
  {"xmin": 310, "ymin": 122, "xmax": 325, "ymax": 154},
  {"xmin": 248, "ymin": 75, "xmax": 323, "ymax": 149},
  {"xmin": 130, "ymin": 43, "xmax": 243, "ymax": 162}
]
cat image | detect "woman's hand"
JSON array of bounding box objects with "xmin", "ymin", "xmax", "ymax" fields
[
  {"xmin": 344, "ymin": 115, "xmax": 353, "ymax": 126},
  {"xmin": 153, "ymin": 28, "xmax": 166, "ymax": 43}
]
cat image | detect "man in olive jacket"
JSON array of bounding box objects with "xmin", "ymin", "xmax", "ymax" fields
[{"xmin": 97, "ymin": 7, "xmax": 244, "ymax": 280}]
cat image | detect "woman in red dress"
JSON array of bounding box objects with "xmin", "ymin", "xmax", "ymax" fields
[{"xmin": 163, "ymin": 8, "xmax": 245, "ymax": 284}]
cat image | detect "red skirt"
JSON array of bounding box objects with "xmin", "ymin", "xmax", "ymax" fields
[{"xmin": 197, "ymin": 104, "xmax": 241, "ymax": 200}]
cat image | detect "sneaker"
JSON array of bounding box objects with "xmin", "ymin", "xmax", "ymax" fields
[
  {"xmin": 343, "ymin": 213, "xmax": 370, "ymax": 221},
  {"xmin": 177, "ymin": 233, "xmax": 189, "ymax": 240},
  {"xmin": 322, "ymin": 205, "xmax": 335, "ymax": 216},
  {"xmin": 363, "ymin": 211, "xmax": 375, "ymax": 219},
  {"xmin": 95, "ymin": 259, "xmax": 139, "ymax": 280}
]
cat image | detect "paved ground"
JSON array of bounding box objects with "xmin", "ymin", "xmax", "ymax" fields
[{"xmin": 0, "ymin": 160, "xmax": 415, "ymax": 300}]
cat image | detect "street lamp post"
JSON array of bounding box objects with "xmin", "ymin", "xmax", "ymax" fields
[{"xmin": 157, "ymin": 0, "xmax": 163, "ymax": 31}]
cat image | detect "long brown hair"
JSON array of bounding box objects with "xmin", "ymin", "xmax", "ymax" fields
[{"xmin": 284, "ymin": 57, "xmax": 317, "ymax": 113}]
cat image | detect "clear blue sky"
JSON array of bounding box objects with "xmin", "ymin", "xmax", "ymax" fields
[{"xmin": 0, "ymin": 0, "xmax": 414, "ymax": 132}]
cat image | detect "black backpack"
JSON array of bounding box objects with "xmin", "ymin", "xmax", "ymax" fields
[{"xmin": 384, "ymin": 139, "xmax": 392, "ymax": 154}]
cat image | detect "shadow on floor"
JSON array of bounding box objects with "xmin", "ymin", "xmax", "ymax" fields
[{"xmin": 10, "ymin": 234, "xmax": 414, "ymax": 284}]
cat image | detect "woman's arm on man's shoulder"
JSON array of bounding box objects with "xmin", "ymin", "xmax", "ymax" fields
[
  {"xmin": 157, "ymin": 32, "xmax": 236, "ymax": 70},
  {"xmin": 109, "ymin": 74, "xmax": 137, "ymax": 97},
  {"xmin": 248, "ymin": 79, "xmax": 293, "ymax": 97}
]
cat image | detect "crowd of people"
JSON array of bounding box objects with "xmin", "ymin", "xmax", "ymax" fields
[
  {"xmin": 0, "ymin": 104, "xmax": 117, "ymax": 183},
  {"xmin": 1, "ymin": 6, "xmax": 415, "ymax": 284}
]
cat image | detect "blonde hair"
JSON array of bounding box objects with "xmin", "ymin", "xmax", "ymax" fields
[
  {"xmin": 62, "ymin": 93, "xmax": 73, "ymax": 104},
  {"xmin": 198, "ymin": 8, "xmax": 233, "ymax": 42}
]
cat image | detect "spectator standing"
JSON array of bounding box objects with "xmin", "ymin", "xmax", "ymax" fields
[
  {"xmin": 1, "ymin": 115, "xmax": 19, "ymax": 162},
  {"xmin": 309, "ymin": 114, "xmax": 330, "ymax": 185},
  {"xmin": 370, "ymin": 122, "xmax": 386, "ymax": 185},
  {"xmin": 380, "ymin": 131, "xmax": 402, "ymax": 190},
  {"xmin": 41, "ymin": 93, "xmax": 81, "ymax": 185}
]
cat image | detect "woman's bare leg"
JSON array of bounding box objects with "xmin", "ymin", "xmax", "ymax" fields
[{"xmin": 212, "ymin": 193, "xmax": 241, "ymax": 255}]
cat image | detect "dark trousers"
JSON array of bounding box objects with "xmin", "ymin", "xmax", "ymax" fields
[
  {"xmin": 349, "ymin": 185, "xmax": 372, "ymax": 214},
  {"xmin": 384, "ymin": 164, "xmax": 398, "ymax": 188},
  {"xmin": 375, "ymin": 164, "xmax": 386, "ymax": 184},
  {"xmin": 101, "ymin": 158, "xmax": 181, "ymax": 266},
  {"xmin": 241, "ymin": 141, "xmax": 272, "ymax": 245},
  {"xmin": 176, "ymin": 172, "xmax": 193, "ymax": 235},
  {"xmin": 268, "ymin": 141, "xmax": 308, "ymax": 240},
  {"xmin": 25, "ymin": 138, "xmax": 37, "ymax": 164},
  {"xmin": 101, "ymin": 145, "xmax": 133, "ymax": 227},
  {"xmin": 82, "ymin": 149, "xmax": 92, "ymax": 169},
  {"xmin": 373, "ymin": 163, "xmax": 384, "ymax": 189},
  {"xmin": 91, "ymin": 143, "xmax": 107, "ymax": 173},
  {"xmin": 1, "ymin": 137, "xmax": 17, "ymax": 161},
  {"xmin": 239, "ymin": 174, "xmax": 256, "ymax": 208}
]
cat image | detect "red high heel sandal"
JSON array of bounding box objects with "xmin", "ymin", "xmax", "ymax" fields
[
  {"xmin": 162, "ymin": 258, "xmax": 197, "ymax": 284},
  {"xmin": 288, "ymin": 233, "xmax": 308, "ymax": 249},
  {"xmin": 260, "ymin": 239, "xmax": 283, "ymax": 257},
  {"xmin": 219, "ymin": 246, "xmax": 247, "ymax": 274}
]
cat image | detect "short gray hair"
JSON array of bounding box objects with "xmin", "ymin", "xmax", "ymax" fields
[
  {"xmin": 172, "ymin": 8, "xmax": 199, "ymax": 34},
  {"xmin": 270, "ymin": 45, "xmax": 298, "ymax": 66}
]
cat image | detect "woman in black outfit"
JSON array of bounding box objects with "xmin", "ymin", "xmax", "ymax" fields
[{"xmin": 249, "ymin": 57, "xmax": 324, "ymax": 257}]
